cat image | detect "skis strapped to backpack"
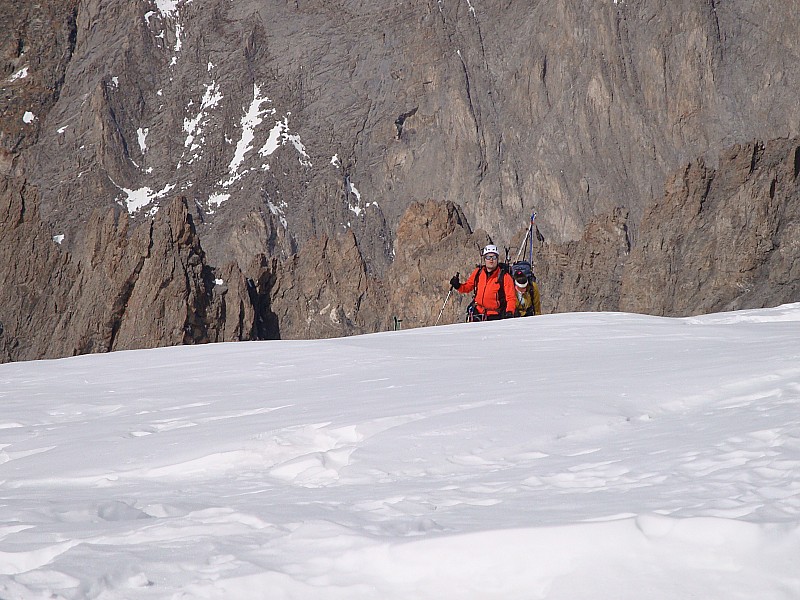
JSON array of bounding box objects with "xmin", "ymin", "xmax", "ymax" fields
[{"xmin": 509, "ymin": 211, "xmax": 538, "ymax": 284}]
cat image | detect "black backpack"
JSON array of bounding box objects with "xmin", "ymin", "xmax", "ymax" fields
[{"xmin": 510, "ymin": 260, "xmax": 536, "ymax": 284}]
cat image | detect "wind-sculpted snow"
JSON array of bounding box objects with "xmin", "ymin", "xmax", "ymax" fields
[{"xmin": 1, "ymin": 307, "xmax": 799, "ymax": 598}]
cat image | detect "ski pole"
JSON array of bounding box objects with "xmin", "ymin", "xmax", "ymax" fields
[
  {"xmin": 435, "ymin": 288, "xmax": 453, "ymax": 326},
  {"xmin": 529, "ymin": 211, "xmax": 537, "ymax": 265}
]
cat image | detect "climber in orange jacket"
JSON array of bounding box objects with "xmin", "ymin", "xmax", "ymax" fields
[{"xmin": 450, "ymin": 244, "xmax": 517, "ymax": 321}]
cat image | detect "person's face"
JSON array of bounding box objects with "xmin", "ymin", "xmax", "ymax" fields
[{"xmin": 484, "ymin": 253, "xmax": 499, "ymax": 272}]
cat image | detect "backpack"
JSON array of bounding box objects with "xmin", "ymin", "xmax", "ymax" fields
[{"xmin": 510, "ymin": 260, "xmax": 536, "ymax": 284}]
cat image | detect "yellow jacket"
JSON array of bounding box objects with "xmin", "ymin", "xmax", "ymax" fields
[{"xmin": 515, "ymin": 282, "xmax": 542, "ymax": 316}]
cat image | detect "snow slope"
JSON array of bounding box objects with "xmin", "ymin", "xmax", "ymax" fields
[{"xmin": 1, "ymin": 306, "xmax": 800, "ymax": 599}]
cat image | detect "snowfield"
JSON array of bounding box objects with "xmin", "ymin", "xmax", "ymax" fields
[{"xmin": 1, "ymin": 305, "xmax": 800, "ymax": 599}]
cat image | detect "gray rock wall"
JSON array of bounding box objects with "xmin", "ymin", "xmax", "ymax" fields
[{"xmin": 621, "ymin": 138, "xmax": 800, "ymax": 315}]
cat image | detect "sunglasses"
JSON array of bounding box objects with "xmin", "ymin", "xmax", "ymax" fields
[{"xmin": 484, "ymin": 254, "xmax": 498, "ymax": 261}]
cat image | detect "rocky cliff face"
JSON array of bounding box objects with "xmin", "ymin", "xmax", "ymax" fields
[
  {"xmin": 0, "ymin": 186, "xmax": 252, "ymax": 361},
  {"xmin": 2, "ymin": 0, "xmax": 799, "ymax": 362},
  {"xmin": 621, "ymin": 138, "xmax": 800, "ymax": 315}
]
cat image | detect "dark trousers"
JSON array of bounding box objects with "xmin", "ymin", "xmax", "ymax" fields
[{"xmin": 466, "ymin": 304, "xmax": 502, "ymax": 322}]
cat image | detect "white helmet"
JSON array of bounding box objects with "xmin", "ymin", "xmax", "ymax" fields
[{"xmin": 482, "ymin": 244, "xmax": 499, "ymax": 257}]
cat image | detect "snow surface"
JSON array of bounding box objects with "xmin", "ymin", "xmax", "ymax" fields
[
  {"xmin": 137, "ymin": 128, "xmax": 149, "ymax": 154},
  {"xmin": 115, "ymin": 183, "xmax": 175, "ymax": 214},
  {"xmin": 8, "ymin": 66, "xmax": 28, "ymax": 82},
  {"xmin": 1, "ymin": 305, "xmax": 800, "ymax": 599},
  {"xmin": 207, "ymin": 193, "xmax": 230, "ymax": 212},
  {"xmin": 183, "ymin": 82, "xmax": 223, "ymax": 157},
  {"xmin": 228, "ymin": 85, "xmax": 274, "ymax": 178}
]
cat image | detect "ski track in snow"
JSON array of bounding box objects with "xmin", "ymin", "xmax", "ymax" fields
[{"xmin": 0, "ymin": 306, "xmax": 799, "ymax": 598}]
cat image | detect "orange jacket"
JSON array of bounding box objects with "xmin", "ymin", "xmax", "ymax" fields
[{"xmin": 457, "ymin": 266, "xmax": 517, "ymax": 316}]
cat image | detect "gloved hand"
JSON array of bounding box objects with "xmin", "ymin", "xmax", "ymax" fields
[
  {"xmin": 450, "ymin": 273, "xmax": 461, "ymax": 289},
  {"xmin": 503, "ymin": 312, "xmax": 515, "ymax": 319}
]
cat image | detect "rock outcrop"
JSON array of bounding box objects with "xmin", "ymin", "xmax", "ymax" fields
[
  {"xmin": 620, "ymin": 138, "xmax": 800, "ymax": 315},
  {"xmin": 386, "ymin": 200, "xmax": 487, "ymax": 328},
  {"xmin": 0, "ymin": 177, "xmax": 71, "ymax": 362},
  {"xmin": 536, "ymin": 208, "xmax": 632, "ymax": 314},
  {"xmin": 0, "ymin": 188, "xmax": 260, "ymax": 361}
]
